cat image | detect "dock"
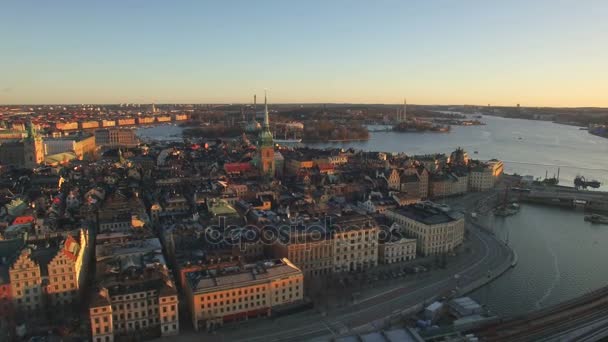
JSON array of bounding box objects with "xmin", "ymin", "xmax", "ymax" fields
[{"xmin": 515, "ymin": 186, "xmax": 608, "ymax": 212}]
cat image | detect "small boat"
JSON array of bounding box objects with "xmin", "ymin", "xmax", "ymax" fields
[
  {"xmin": 494, "ymin": 203, "xmax": 520, "ymax": 217},
  {"xmin": 585, "ymin": 214, "xmax": 608, "ymax": 224},
  {"xmin": 474, "ymin": 151, "xmax": 478, "ymax": 154},
  {"xmin": 518, "ymin": 137, "xmax": 523, "ymax": 140},
  {"xmin": 274, "ymin": 138, "xmax": 302, "ymax": 144}
]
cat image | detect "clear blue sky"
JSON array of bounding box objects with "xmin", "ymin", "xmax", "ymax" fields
[{"xmin": 1, "ymin": 0, "xmax": 607, "ymax": 106}]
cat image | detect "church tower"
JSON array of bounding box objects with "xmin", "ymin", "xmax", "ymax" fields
[
  {"xmin": 258, "ymin": 91, "xmax": 275, "ymax": 177},
  {"xmin": 23, "ymin": 120, "xmax": 44, "ymax": 168}
]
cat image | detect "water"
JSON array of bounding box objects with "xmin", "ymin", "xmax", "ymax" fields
[
  {"xmin": 136, "ymin": 124, "xmax": 185, "ymax": 142},
  {"xmin": 470, "ymin": 204, "xmax": 608, "ymax": 316},
  {"xmin": 308, "ymin": 116, "xmax": 608, "ymax": 190},
  {"xmin": 140, "ymin": 117, "xmax": 608, "ymax": 316}
]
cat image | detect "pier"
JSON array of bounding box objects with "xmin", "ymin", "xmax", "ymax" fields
[{"xmin": 514, "ymin": 185, "xmax": 608, "ymax": 212}]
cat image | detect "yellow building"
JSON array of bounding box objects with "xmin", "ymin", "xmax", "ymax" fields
[
  {"xmin": 285, "ymin": 158, "xmax": 314, "ymax": 175},
  {"xmin": 9, "ymin": 248, "xmax": 43, "ymax": 313},
  {"xmin": 469, "ymin": 160, "xmax": 504, "ymax": 191},
  {"xmin": 185, "ymin": 258, "xmax": 303, "ymax": 331},
  {"xmin": 9, "ymin": 229, "xmax": 90, "ymax": 312},
  {"xmin": 46, "ymin": 230, "xmax": 89, "ymax": 306}
]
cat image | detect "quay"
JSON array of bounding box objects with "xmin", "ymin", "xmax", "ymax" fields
[{"xmin": 515, "ymin": 185, "xmax": 608, "ymax": 212}]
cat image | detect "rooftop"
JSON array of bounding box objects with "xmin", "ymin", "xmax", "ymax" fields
[
  {"xmin": 187, "ymin": 258, "xmax": 301, "ymax": 293},
  {"xmin": 390, "ymin": 202, "xmax": 463, "ymax": 225}
]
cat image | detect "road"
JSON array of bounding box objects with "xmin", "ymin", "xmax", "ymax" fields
[{"xmin": 162, "ymin": 202, "xmax": 514, "ymax": 342}]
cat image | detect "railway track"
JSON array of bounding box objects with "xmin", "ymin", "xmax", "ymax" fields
[{"xmin": 475, "ymin": 285, "xmax": 608, "ymax": 341}]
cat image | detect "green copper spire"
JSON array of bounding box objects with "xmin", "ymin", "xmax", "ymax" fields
[
  {"xmin": 259, "ymin": 90, "xmax": 273, "ymax": 146},
  {"xmin": 26, "ymin": 120, "xmax": 38, "ymax": 140},
  {"xmin": 263, "ymin": 90, "xmax": 270, "ymax": 129}
]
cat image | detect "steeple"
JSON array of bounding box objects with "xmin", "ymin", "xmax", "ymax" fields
[
  {"xmin": 258, "ymin": 90, "xmax": 275, "ymax": 178},
  {"xmin": 26, "ymin": 120, "xmax": 38, "ymax": 140},
  {"xmin": 263, "ymin": 90, "xmax": 270, "ymax": 129},
  {"xmin": 258, "ymin": 90, "xmax": 274, "ymax": 147}
]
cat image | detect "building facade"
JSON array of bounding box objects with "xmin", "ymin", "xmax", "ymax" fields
[
  {"xmin": 95, "ymin": 128, "xmax": 139, "ymax": 148},
  {"xmin": 44, "ymin": 134, "xmax": 97, "ymax": 159},
  {"xmin": 385, "ymin": 203, "xmax": 465, "ymax": 256},
  {"xmin": 331, "ymin": 214, "xmax": 379, "ymax": 272},
  {"xmin": 185, "ymin": 259, "xmax": 303, "ymax": 331},
  {"xmin": 273, "ymin": 226, "xmax": 333, "ymax": 277},
  {"xmin": 469, "ymin": 160, "xmax": 504, "ymax": 192}
]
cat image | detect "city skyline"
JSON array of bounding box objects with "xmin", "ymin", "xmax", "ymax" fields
[{"xmin": 2, "ymin": 0, "xmax": 608, "ymax": 106}]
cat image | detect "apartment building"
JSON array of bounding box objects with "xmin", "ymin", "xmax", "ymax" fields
[
  {"xmin": 330, "ymin": 214, "xmax": 379, "ymax": 272},
  {"xmin": 469, "ymin": 160, "xmax": 504, "ymax": 192},
  {"xmin": 90, "ymin": 237, "xmax": 179, "ymax": 341},
  {"xmin": 385, "ymin": 202, "xmax": 465, "ymax": 256},
  {"xmin": 9, "ymin": 229, "xmax": 90, "ymax": 313},
  {"xmin": 185, "ymin": 258, "xmax": 303, "ymax": 331},
  {"xmin": 273, "ymin": 223, "xmax": 333, "ymax": 277},
  {"xmin": 378, "ymin": 227, "xmax": 417, "ymax": 264}
]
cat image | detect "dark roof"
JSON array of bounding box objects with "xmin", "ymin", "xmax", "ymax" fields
[{"xmin": 392, "ymin": 203, "xmax": 463, "ymax": 225}]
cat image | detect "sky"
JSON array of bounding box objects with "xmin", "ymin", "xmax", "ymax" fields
[{"xmin": 1, "ymin": 0, "xmax": 607, "ymax": 106}]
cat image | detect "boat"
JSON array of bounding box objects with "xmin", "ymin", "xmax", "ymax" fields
[
  {"xmin": 474, "ymin": 151, "xmax": 478, "ymax": 154},
  {"xmin": 584, "ymin": 214, "xmax": 608, "ymax": 224},
  {"xmin": 494, "ymin": 204, "xmax": 519, "ymax": 217},
  {"xmin": 274, "ymin": 138, "xmax": 302, "ymax": 144},
  {"xmin": 574, "ymin": 175, "xmax": 601, "ymax": 189},
  {"xmin": 494, "ymin": 188, "xmax": 520, "ymax": 217}
]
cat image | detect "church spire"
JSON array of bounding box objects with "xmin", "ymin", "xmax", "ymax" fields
[
  {"xmin": 26, "ymin": 120, "xmax": 37, "ymax": 140},
  {"xmin": 263, "ymin": 90, "xmax": 270, "ymax": 129}
]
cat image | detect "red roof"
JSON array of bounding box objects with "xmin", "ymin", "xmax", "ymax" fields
[
  {"xmin": 12, "ymin": 216, "xmax": 34, "ymax": 225},
  {"xmin": 317, "ymin": 163, "xmax": 335, "ymax": 171},
  {"xmin": 224, "ymin": 162, "xmax": 252, "ymax": 173},
  {"xmin": 62, "ymin": 235, "xmax": 79, "ymax": 262}
]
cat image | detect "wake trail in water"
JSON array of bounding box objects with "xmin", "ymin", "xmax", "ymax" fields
[{"xmin": 535, "ymin": 240, "xmax": 561, "ymax": 309}]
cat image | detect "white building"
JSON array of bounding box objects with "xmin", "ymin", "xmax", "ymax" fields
[
  {"xmin": 385, "ymin": 202, "xmax": 465, "ymax": 256},
  {"xmin": 378, "ymin": 226, "xmax": 416, "ymax": 264}
]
